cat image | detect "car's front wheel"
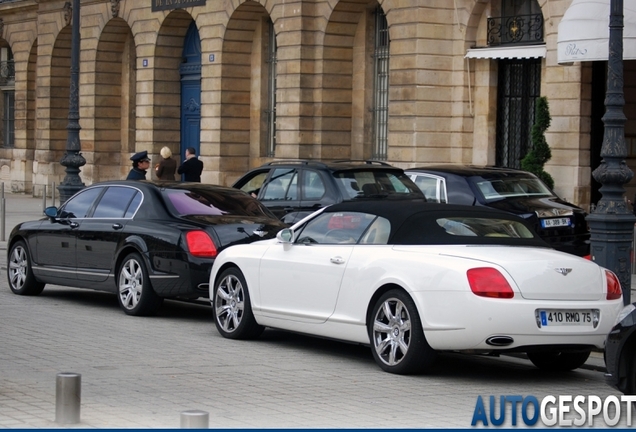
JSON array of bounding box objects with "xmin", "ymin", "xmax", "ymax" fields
[
  {"xmin": 117, "ymin": 252, "xmax": 163, "ymax": 316},
  {"xmin": 368, "ymin": 289, "xmax": 436, "ymax": 374},
  {"xmin": 213, "ymin": 267, "xmax": 263, "ymax": 339},
  {"xmin": 7, "ymin": 240, "xmax": 45, "ymax": 295},
  {"xmin": 526, "ymin": 349, "xmax": 591, "ymax": 371}
]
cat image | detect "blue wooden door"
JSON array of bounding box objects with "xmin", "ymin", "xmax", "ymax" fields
[{"xmin": 180, "ymin": 22, "xmax": 202, "ymax": 165}]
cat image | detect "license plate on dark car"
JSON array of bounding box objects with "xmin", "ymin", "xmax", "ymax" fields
[{"xmin": 541, "ymin": 217, "xmax": 571, "ymax": 228}]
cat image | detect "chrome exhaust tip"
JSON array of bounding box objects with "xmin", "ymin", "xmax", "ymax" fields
[{"xmin": 485, "ymin": 336, "xmax": 514, "ymax": 347}]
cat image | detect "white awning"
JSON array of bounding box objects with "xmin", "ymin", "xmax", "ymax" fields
[
  {"xmin": 465, "ymin": 45, "xmax": 546, "ymax": 59},
  {"xmin": 557, "ymin": 0, "xmax": 636, "ymax": 63}
]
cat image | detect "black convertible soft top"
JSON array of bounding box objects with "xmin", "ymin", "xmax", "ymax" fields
[{"xmin": 324, "ymin": 199, "xmax": 551, "ymax": 248}]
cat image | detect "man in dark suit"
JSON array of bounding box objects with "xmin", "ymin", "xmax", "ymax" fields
[{"xmin": 178, "ymin": 147, "xmax": 204, "ymax": 182}]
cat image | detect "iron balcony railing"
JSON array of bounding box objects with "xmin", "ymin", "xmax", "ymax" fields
[
  {"xmin": 0, "ymin": 60, "xmax": 15, "ymax": 85},
  {"xmin": 487, "ymin": 13, "xmax": 544, "ymax": 46}
]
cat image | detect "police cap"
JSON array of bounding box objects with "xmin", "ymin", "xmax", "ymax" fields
[{"xmin": 130, "ymin": 150, "xmax": 151, "ymax": 163}]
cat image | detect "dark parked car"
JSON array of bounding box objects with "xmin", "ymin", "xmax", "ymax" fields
[
  {"xmin": 405, "ymin": 165, "xmax": 590, "ymax": 257},
  {"xmin": 233, "ymin": 160, "xmax": 424, "ymax": 224},
  {"xmin": 7, "ymin": 181, "xmax": 286, "ymax": 316},
  {"xmin": 605, "ymin": 304, "xmax": 636, "ymax": 394}
]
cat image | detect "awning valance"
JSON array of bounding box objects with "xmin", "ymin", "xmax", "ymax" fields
[
  {"xmin": 465, "ymin": 45, "xmax": 546, "ymax": 59},
  {"xmin": 557, "ymin": 0, "xmax": 636, "ymax": 63}
]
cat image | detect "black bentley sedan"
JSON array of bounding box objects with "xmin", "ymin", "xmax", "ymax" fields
[
  {"xmin": 7, "ymin": 181, "xmax": 287, "ymax": 316},
  {"xmin": 405, "ymin": 165, "xmax": 590, "ymax": 257}
]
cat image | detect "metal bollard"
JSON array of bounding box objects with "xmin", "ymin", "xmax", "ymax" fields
[
  {"xmin": 0, "ymin": 184, "xmax": 4, "ymax": 242},
  {"xmin": 180, "ymin": 410, "xmax": 209, "ymax": 428},
  {"xmin": 55, "ymin": 372, "xmax": 81, "ymax": 424},
  {"xmin": 42, "ymin": 184, "xmax": 47, "ymax": 209},
  {"xmin": 52, "ymin": 182, "xmax": 56, "ymax": 207}
]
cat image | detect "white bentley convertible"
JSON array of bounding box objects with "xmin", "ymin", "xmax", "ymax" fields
[{"xmin": 209, "ymin": 199, "xmax": 623, "ymax": 374}]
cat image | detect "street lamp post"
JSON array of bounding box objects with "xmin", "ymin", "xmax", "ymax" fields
[
  {"xmin": 586, "ymin": 0, "xmax": 634, "ymax": 305},
  {"xmin": 57, "ymin": 0, "xmax": 85, "ymax": 204}
]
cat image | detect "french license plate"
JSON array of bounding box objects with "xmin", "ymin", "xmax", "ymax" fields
[
  {"xmin": 539, "ymin": 310, "xmax": 593, "ymax": 326},
  {"xmin": 541, "ymin": 217, "xmax": 571, "ymax": 228}
]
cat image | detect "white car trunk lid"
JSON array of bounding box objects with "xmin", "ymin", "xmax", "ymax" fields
[{"xmin": 440, "ymin": 246, "xmax": 604, "ymax": 301}]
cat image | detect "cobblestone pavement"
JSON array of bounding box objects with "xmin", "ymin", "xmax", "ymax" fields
[{"xmin": 0, "ymin": 193, "xmax": 633, "ymax": 428}]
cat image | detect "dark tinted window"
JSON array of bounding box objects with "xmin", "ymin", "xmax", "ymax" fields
[
  {"xmin": 124, "ymin": 192, "xmax": 142, "ymax": 218},
  {"xmin": 164, "ymin": 188, "xmax": 273, "ymax": 217},
  {"xmin": 333, "ymin": 170, "xmax": 423, "ymax": 199},
  {"xmin": 62, "ymin": 187, "xmax": 103, "ymax": 218},
  {"xmin": 262, "ymin": 168, "xmax": 297, "ymax": 201},
  {"xmin": 93, "ymin": 187, "xmax": 139, "ymax": 218},
  {"xmin": 392, "ymin": 211, "xmax": 547, "ymax": 247},
  {"xmin": 302, "ymin": 170, "xmax": 326, "ymax": 200}
]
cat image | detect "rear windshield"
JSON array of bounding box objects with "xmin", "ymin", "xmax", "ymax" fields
[
  {"xmin": 163, "ymin": 188, "xmax": 274, "ymax": 217},
  {"xmin": 334, "ymin": 170, "xmax": 423, "ymax": 199},
  {"xmin": 469, "ymin": 176, "xmax": 553, "ymax": 201},
  {"xmin": 392, "ymin": 212, "xmax": 547, "ymax": 247}
]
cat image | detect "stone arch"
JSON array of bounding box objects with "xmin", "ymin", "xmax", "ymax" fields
[
  {"xmin": 220, "ymin": 1, "xmax": 272, "ymax": 181},
  {"xmin": 463, "ymin": 0, "xmax": 546, "ymax": 167},
  {"xmin": 321, "ymin": 0, "xmax": 379, "ymax": 161},
  {"xmin": 93, "ymin": 17, "xmax": 136, "ymax": 182},
  {"xmin": 152, "ymin": 10, "xmax": 194, "ymax": 172}
]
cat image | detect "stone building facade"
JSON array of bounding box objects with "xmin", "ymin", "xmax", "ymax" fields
[{"xmin": 0, "ymin": 0, "xmax": 633, "ymax": 211}]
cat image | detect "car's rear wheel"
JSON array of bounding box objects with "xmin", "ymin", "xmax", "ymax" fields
[
  {"xmin": 526, "ymin": 349, "xmax": 591, "ymax": 371},
  {"xmin": 7, "ymin": 240, "xmax": 45, "ymax": 295},
  {"xmin": 368, "ymin": 289, "xmax": 436, "ymax": 374},
  {"xmin": 213, "ymin": 267, "xmax": 263, "ymax": 339},
  {"xmin": 117, "ymin": 252, "xmax": 163, "ymax": 316}
]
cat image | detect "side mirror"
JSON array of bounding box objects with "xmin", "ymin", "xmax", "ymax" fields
[
  {"xmin": 276, "ymin": 228, "xmax": 294, "ymax": 244},
  {"xmin": 44, "ymin": 206, "xmax": 58, "ymax": 219}
]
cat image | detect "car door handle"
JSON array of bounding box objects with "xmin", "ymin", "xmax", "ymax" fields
[
  {"xmin": 330, "ymin": 256, "xmax": 345, "ymax": 265},
  {"xmin": 70, "ymin": 221, "xmax": 79, "ymax": 229},
  {"xmin": 112, "ymin": 223, "xmax": 123, "ymax": 230}
]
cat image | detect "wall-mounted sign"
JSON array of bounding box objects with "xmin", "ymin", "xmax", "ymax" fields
[
  {"xmin": 209, "ymin": 54, "xmax": 215, "ymax": 62},
  {"xmin": 142, "ymin": 59, "xmax": 149, "ymax": 67},
  {"xmin": 152, "ymin": 0, "xmax": 206, "ymax": 12}
]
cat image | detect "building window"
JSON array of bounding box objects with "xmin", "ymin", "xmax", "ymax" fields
[
  {"xmin": 372, "ymin": 6, "xmax": 389, "ymax": 161},
  {"xmin": 487, "ymin": 0, "xmax": 543, "ymax": 46},
  {"xmin": 3, "ymin": 91, "xmax": 14, "ymax": 148},
  {"xmin": 496, "ymin": 59, "xmax": 541, "ymax": 168},
  {"xmin": 266, "ymin": 19, "xmax": 277, "ymax": 158}
]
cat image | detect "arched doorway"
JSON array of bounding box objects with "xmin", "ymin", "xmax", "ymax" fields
[{"xmin": 180, "ymin": 21, "xmax": 201, "ymax": 165}]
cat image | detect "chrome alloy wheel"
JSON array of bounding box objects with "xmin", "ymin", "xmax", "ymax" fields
[
  {"xmin": 8, "ymin": 245, "xmax": 28, "ymax": 291},
  {"xmin": 372, "ymin": 297, "xmax": 412, "ymax": 367},
  {"xmin": 118, "ymin": 258, "xmax": 144, "ymax": 310},
  {"xmin": 215, "ymin": 274, "xmax": 245, "ymax": 333}
]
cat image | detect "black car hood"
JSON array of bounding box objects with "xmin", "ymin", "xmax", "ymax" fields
[
  {"xmin": 483, "ymin": 196, "xmax": 584, "ymax": 217},
  {"xmin": 180, "ymin": 214, "xmax": 287, "ymax": 249}
]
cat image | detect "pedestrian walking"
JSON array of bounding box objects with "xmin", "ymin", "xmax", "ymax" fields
[
  {"xmin": 126, "ymin": 150, "xmax": 151, "ymax": 180},
  {"xmin": 155, "ymin": 146, "xmax": 177, "ymax": 180},
  {"xmin": 178, "ymin": 147, "xmax": 204, "ymax": 182}
]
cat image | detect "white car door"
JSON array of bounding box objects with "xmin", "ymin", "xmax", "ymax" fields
[
  {"xmin": 258, "ymin": 243, "xmax": 354, "ymax": 323},
  {"xmin": 258, "ymin": 211, "xmax": 375, "ymax": 324}
]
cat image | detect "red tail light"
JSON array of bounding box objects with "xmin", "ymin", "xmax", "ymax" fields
[
  {"xmin": 605, "ymin": 270, "xmax": 622, "ymax": 300},
  {"xmin": 186, "ymin": 231, "xmax": 217, "ymax": 258},
  {"xmin": 583, "ymin": 255, "xmax": 591, "ymax": 260},
  {"xmin": 467, "ymin": 267, "xmax": 514, "ymax": 299}
]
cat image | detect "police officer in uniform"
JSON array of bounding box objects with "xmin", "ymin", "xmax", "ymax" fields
[{"xmin": 126, "ymin": 150, "xmax": 151, "ymax": 180}]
